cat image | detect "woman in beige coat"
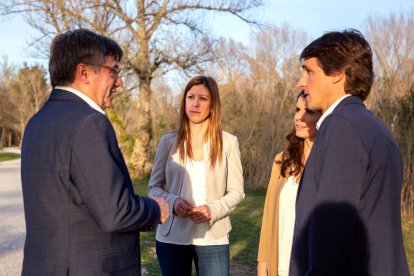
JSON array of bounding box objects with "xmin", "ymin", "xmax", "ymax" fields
[
  {"xmin": 257, "ymin": 91, "xmax": 322, "ymax": 276},
  {"xmin": 148, "ymin": 76, "xmax": 244, "ymax": 276}
]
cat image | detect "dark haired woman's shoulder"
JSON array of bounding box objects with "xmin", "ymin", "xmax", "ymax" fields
[{"xmin": 274, "ymin": 151, "xmax": 284, "ymax": 162}]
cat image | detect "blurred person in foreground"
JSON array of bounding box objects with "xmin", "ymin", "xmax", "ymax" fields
[
  {"xmin": 21, "ymin": 29, "xmax": 168, "ymax": 276},
  {"xmin": 290, "ymin": 29, "xmax": 409, "ymax": 276},
  {"xmin": 257, "ymin": 90, "xmax": 322, "ymax": 276},
  {"xmin": 148, "ymin": 75, "xmax": 245, "ymax": 276}
]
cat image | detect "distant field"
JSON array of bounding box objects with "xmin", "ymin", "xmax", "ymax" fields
[
  {"xmin": 133, "ymin": 180, "xmax": 414, "ymax": 275},
  {"xmin": 0, "ymin": 152, "xmax": 20, "ymax": 162}
]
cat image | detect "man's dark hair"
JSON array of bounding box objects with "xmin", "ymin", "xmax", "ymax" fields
[
  {"xmin": 300, "ymin": 29, "xmax": 374, "ymax": 101},
  {"xmin": 49, "ymin": 29, "xmax": 123, "ymax": 87}
]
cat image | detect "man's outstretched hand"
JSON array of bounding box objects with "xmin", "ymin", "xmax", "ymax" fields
[{"xmin": 151, "ymin": 197, "xmax": 169, "ymax": 224}]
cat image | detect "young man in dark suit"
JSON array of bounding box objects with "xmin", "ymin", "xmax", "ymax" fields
[
  {"xmin": 21, "ymin": 29, "xmax": 169, "ymax": 276},
  {"xmin": 290, "ymin": 29, "xmax": 409, "ymax": 275}
]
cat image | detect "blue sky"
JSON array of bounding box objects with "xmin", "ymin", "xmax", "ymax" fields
[
  {"xmin": 210, "ymin": 0, "xmax": 414, "ymax": 43},
  {"xmin": 0, "ymin": 0, "xmax": 413, "ymax": 67}
]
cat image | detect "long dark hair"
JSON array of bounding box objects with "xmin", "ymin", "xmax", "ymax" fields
[{"xmin": 277, "ymin": 90, "xmax": 306, "ymax": 178}]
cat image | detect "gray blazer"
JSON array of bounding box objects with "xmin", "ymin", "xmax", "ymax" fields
[
  {"xmin": 290, "ymin": 96, "xmax": 409, "ymax": 276},
  {"xmin": 148, "ymin": 131, "xmax": 245, "ymax": 240},
  {"xmin": 21, "ymin": 89, "xmax": 160, "ymax": 276}
]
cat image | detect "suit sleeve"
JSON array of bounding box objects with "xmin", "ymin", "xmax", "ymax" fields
[
  {"xmin": 307, "ymin": 115, "xmax": 369, "ymax": 274},
  {"xmin": 147, "ymin": 135, "xmax": 179, "ymax": 216},
  {"xmin": 207, "ymin": 136, "xmax": 245, "ymax": 224},
  {"xmin": 70, "ymin": 113, "xmax": 160, "ymax": 233}
]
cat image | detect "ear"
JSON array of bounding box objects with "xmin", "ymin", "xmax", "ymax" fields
[
  {"xmin": 75, "ymin": 63, "xmax": 90, "ymax": 84},
  {"xmin": 331, "ymin": 70, "xmax": 345, "ymax": 84}
]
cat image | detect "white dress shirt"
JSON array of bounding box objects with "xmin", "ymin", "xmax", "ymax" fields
[
  {"xmin": 156, "ymin": 158, "xmax": 229, "ymax": 245},
  {"xmin": 316, "ymin": 94, "xmax": 351, "ymax": 130},
  {"xmin": 55, "ymin": 86, "xmax": 105, "ymax": 115},
  {"xmin": 278, "ymin": 175, "xmax": 299, "ymax": 276}
]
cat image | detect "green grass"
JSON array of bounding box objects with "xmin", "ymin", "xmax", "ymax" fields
[
  {"xmin": 133, "ymin": 178, "xmax": 163, "ymax": 275},
  {"xmin": 228, "ymin": 189, "xmax": 264, "ymax": 272},
  {"xmin": 133, "ymin": 179, "xmax": 414, "ymax": 275},
  {"xmin": 0, "ymin": 152, "xmax": 20, "ymax": 162}
]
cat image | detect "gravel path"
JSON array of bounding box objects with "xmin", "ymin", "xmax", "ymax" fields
[{"xmin": 0, "ymin": 149, "xmax": 24, "ymax": 276}]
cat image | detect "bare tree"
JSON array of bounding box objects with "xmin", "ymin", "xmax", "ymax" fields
[
  {"xmin": 364, "ymin": 10, "xmax": 414, "ymax": 108},
  {"xmin": 216, "ymin": 25, "xmax": 308, "ymax": 188},
  {"xmin": 1, "ymin": 0, "xmax": 263, "ymax": 177},
  {"xmin": 396, "ymin": 88, "xmax": 414, "ymax": 215},
  {"xmin": 0, "ymin": 85, "xmax": 20, "ymax": 147},
  {"xmin": 364, "ymin": 10, "xmax": 414, "ymax": 214}
]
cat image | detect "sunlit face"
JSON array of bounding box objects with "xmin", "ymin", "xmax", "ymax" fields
[
  {"xmin": 296, "ymin": 57, "xmax": 336, "ymax": 112},
  {"xmin": 294, "ymin": 95, "xmax": 322, "ymax": 140},
  {"xmin": 89, "ymin": 56, "xmax": 123, "ymax": 109},
  {"xmin": 185, "ymin": 84, "xmax": 211, "ymax": 125}
]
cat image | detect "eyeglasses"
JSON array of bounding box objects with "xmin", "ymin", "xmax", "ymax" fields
[{"xmin": 87, "ymin": 63, "xmax": 122, "ymax": 77}]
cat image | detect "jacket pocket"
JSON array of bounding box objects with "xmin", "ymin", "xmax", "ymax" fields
[{"xmin": 102, "ymin": 251, "xmax": 139, "ymax": 273}]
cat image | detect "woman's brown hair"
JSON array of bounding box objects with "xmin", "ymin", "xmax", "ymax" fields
[
  {"xmin": 176, "ymin": 76, "xmax": 223, "ymax": 167},
  {"xmin": 277, "ymin": 91, "xmax": 306, "ymax": 178}
]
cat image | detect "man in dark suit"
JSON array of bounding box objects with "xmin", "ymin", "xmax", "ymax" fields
[
  {"xmin": 21, "ymin": 29, "xmax": 169, "ymax": 275},
  {"xmin": 290, "ymin": 29, "xmax": 409, "ymax": 275}
]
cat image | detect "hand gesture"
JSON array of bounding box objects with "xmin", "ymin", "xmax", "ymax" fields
[
  {"xmin": 173, "ymin": 197, "xmax": 194, "ymax": 217},
  {"xmin": 189, "ymin": 205, "xmax": 211, "ymax": 224},
  {"xmin": 151, "ymin": 197, "xmax": 169, "ymax": 224}
]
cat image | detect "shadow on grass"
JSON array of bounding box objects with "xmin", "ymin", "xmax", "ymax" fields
[
  {"xmin": 229, "ymin": 189, "xmax": 265, "ymax": 274},
  {"xmin": 133, "ymin": 179, "xmax": 161, "ymax": 275},
  {"xmin": 133, "ymin": 179, "xmax": 414, "ymax": 275}
]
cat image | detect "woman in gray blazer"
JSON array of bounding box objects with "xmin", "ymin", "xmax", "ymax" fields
[{"xmin": 148, "ymin": 76, "xmax": 245, "ymax": 276}]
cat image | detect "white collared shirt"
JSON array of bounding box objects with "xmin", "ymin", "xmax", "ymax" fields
[
  {"xmin": 316, "ymin": 94, "xmax": 351, "ymax": 130},
  {"xmin": 156, "ymin": 157, "xmax": 229, "ymax": 246},
  {"xmin": 55, "ymin": 86, "xmax": 105, "ymax": 115},
  {"xmin": 278, "ymin": 175, "xmax": 299, "ymax": 276}
]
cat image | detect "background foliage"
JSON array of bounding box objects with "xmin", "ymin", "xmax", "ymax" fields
[{"xmin": 0, "ymin": 5, "xmax": 412, "ymax": 213}]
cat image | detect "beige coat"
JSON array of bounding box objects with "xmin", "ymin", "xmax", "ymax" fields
[
  {"xmin": 257, "ymin": 152, "xmax": 288, "ymax": 276},
  {"xmin": 148, "ymin": 131, "xmax": 245, "ymax": 240}
]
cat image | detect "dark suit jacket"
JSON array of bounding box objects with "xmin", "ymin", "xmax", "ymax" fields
[
  {"xmin": 290, "ymin": 96, "xmax": 409, "ymax": 276},
  {"xmin": 21, "ymin": 89, "xmax": 160, "ymax": 276}
]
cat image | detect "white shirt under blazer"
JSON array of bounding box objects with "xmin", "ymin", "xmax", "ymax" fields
[{"xmin": 148, "ymin": 131, "xmax": 245, "ymax": 240}]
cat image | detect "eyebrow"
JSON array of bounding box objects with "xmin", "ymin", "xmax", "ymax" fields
[
  {"xmin": 188, "ymin": 92, "xmax": 209, "ymax": 97},
  {"xmin": 301, "ymin": 64, "xmax": 309, "ymax": 70}
]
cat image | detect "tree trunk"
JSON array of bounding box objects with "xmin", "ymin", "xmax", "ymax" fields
[
  {"xmin": 19, "ymin": 122, "xmax": 25, "ymax": 148},
  {"xmin": 131, "ymin": 79, "xmax": 153, "ymax": 178},
  {"xmin": 129, "ymin": 0, "xmax": 154, "ymax": 179},
  {"xmin": 0, "ymin": 127, "xmax": 4, "ymax": 149}
]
